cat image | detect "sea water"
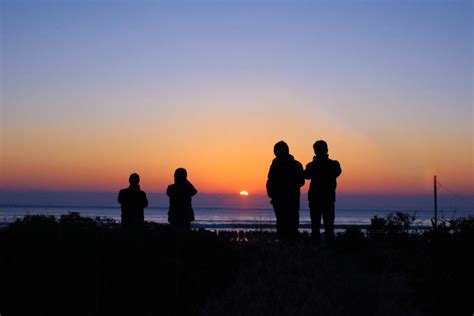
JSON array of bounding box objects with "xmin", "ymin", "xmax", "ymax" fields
[{"xmin": 0, "ymin": 205, "xmax": 471, "ymax": 230}]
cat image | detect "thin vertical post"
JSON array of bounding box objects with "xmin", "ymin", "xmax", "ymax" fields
[{"xmin": 434, "ymin": 175, "xmax": 438, "ymax": 228}]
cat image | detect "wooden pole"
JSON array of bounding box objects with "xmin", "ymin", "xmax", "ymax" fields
[{"xmin": 434, "ymin": 175, "xmax": 438, "ymax": 228}]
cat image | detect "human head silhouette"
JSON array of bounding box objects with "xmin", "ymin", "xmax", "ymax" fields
[
  {"xmin": 274, "ymin": 141, "xmax": 290, "ymax": 158},
  {"xmin": 174, "ymin": 168, "xmax": 188, "ymax": 183},
  {"xmin": 313, "ymin": 140, "xmax": 328, "ymax": 156},
  {"xmin": 129, "ymin": 173, "xmax": 140, "ymax": 185}
]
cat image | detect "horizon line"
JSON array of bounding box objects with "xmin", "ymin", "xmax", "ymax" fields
[{"xmin": 1, "ymin": 189, "xmax": 473, "ymax": 196}]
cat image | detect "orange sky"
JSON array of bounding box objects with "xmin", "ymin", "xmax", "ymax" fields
[{"xmin": 2, "ymin": 99, "xmax": 472, "ymax": 195}]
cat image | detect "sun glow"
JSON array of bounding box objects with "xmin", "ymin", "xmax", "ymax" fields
[{"xmin": 240, "ymin": 190, "xmax": 249, "ymax": 196}]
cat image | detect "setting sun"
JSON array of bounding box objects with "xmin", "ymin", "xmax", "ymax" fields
[{"xmin": 240, "ymin": 191, "xmax": 249, "ymax": 196}]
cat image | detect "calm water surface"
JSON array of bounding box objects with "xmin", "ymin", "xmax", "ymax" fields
[{"xmin": 1, "ymin": 205, "xmax": 471, "ymax": 229}]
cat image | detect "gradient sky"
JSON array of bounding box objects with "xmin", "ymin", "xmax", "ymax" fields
[{"xmin": 1, "ymin": 0, "xmax": 473, "ymax": 195}]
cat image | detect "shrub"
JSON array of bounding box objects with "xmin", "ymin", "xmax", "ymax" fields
[
  {"xmin": 368, "ymin": 215, "xmax": 386, "ymax": 236},
  {"xmin": 449, "ymin": 215, "xmax": 474, "ymax": 236},
  {"xmin": 385, "ymin": 212, "xmax": 415, "ymax": 234},
  {"xmin": 337, "ymin": 225, "xmax": 365, "ymax": 250},
  {"xmin": 7, "ymin": 214, "xmax": 57, "ymax": 234},
  {"xmin": 368, "ymin": 212, "xmax": 415, "ymax": 238}
]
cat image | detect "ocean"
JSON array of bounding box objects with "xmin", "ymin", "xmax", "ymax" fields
[{"xmin": 1, "ymin": 205, "xmax": 471, "ymax": 230}]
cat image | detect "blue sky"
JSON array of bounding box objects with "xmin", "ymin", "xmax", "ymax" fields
[{"xmin": 1, "ymin": 0, "xmax": 472, "ymax": 196}]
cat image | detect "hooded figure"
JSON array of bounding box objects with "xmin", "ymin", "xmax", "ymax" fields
[
  {"xmin": 266, "ymin": 141, "xmax": 305, "ymax": 241},
  {"xmin": 167, "ymin": 168, "xmax": 198, "ymax": 230},
  {"xmin": 118, "ymin": 173, "xmax": 148, "ymax": 229},
  {"xmin": 304, "ymin": 140, "xmax": 342, "ymax": 243}
]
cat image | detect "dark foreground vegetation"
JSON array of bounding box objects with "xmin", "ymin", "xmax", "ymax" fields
[{"xmin": 0, "ymin": 212, "xmax": 473, "ymax": 315}]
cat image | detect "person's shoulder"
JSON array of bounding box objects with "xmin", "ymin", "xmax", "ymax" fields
[
  {"xmin": 268, "ymin": 158, "xmax": 279, "ymax": 170},
  {"xmin": 119, "ymin": 188, "xmax": 128, "ymax": 194},
  {"xmin": 166, "ymin": 184, "xmax": 175, "ymax": 196},
  {"xmin": 293, "ymin": 159, "xmax": 303, "ymax": 168},
  {"xmin": 330, "ymin": 159, "xmax": 341, "ymax": 169},
  {"xmin": 187, "ymin": 181, "xmax": 197, "ymax": 193},
  {"xmin": 330, "ymin": 159, "xmax": 340, "ymax": 165}
]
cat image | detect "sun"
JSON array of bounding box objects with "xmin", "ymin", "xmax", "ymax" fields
[{"xmin": 239, "ymin": 190, "xmax": 249, "ymax": 196}]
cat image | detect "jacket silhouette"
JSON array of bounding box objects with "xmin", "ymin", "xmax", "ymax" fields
[
  {"xmin": 304, "ymin": 140, "xmax": 341, "ymax": 243},
  {"xmin": 266, "ymin": 141, "xmax": 305, "ymax": 241},
  {"xmin": 167, "ymin": 168, "xmax": 197, "ymax": 230},
  {"xmin": 118, "ymin": 173, "xmax": 148, "ymax": 228}
]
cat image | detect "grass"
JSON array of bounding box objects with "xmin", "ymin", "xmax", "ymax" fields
[
  {"xmin": 0, "ymin": 213, "xmax": 238, "ymax": 315},
  {"xmin": 0, "ymin": 212, "xmax": 473, "ymax": 315}
]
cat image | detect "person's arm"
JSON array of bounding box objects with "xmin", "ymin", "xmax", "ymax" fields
[
  {"xmin": 266, "ymin": 163, "xmax": 275, "ymax": 198},
  {"xmin": 303, "ymin": 162, "xmax": 313, "ymax": 180},
  {"xmin": 297, "ymin": 162, "xmax": 305, "ymax": 187},
  {"xmin": 142, "ymin": 192, "xmax": 149, "ymax": 208},
  {"xmin": 188, "ymin": 182, "xmax": 198, "ymax": 196},
  {"xmin": 166, "ymin": 185, "xmax": 172, "ymax": 197},
  {"xmin": 334, "ymin": 161, "xmax": 342, "ymax": 178},
  {"xmin": 117, "ymin": 190, "xmax": 123, "ymax": 205}
]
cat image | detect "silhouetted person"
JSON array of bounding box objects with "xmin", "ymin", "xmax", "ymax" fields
[
  {"xmin": 167, "ymin": 168, "xmax": 197, "ymax": 230},
  {"xmin": 304, "ymin": 140, "xmax": 342, "ymax": 244},
  {"xmin": 266, "ymin": 141, "xmax": 305, "ymax": 242},
  {"xmin": 118, "ymin": 173, "xmax": 148, "ymax": 229}
]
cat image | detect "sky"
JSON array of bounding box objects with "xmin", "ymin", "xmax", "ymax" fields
[{"xmin": 1, "ymin": 0, "xmax": 473, "ymax": 196}]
